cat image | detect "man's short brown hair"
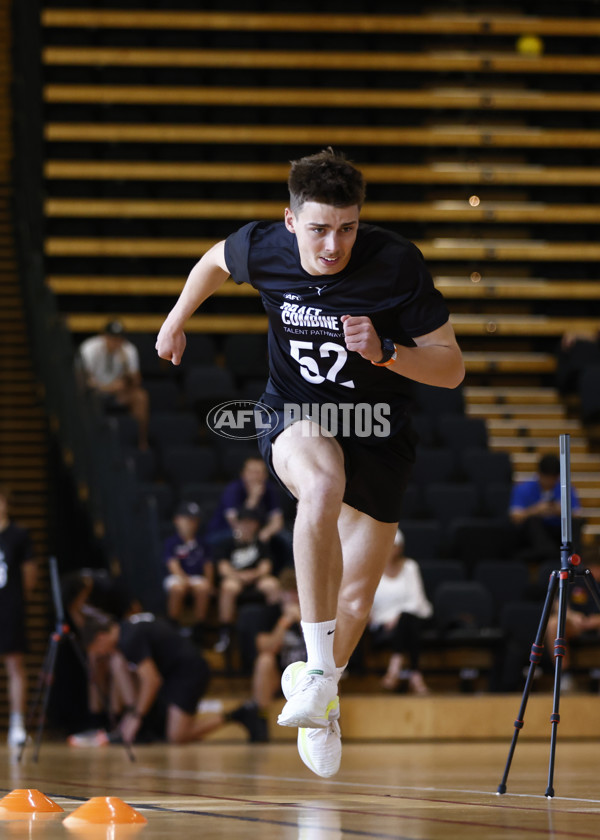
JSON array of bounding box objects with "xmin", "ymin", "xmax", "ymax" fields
[
  {"xmin": 80, "ymin": 611, "xmax": 115, "ymax": 649},
  {"xmin": 288, "ymin": 148, "xmax": 366, "ymax": 214}
]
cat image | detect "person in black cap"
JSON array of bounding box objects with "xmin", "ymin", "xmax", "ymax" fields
[
  {"xmin": 214, "ymin": 507, "xmax": 281, "ymax": 653},
  {"xmin": 79, "ymin": 320, "xmax": 150, "ymax": 450},
  {"xmin": 163, "ymin": 501, "xmax": 214, "ymax": 642}
]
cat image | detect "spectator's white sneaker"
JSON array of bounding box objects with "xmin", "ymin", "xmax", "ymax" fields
[
  {"xmin": 7, "ymin": 722, "xmax": 27, "ymax": 748},
  {"xmin": 297, "ymin": 721, "xmax": 342, "ymax": 778},
  {"xmin": 278, "ymin": 661, "xmax": 339, "ymax": 729}
]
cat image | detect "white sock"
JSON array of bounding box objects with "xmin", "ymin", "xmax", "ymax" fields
[
  {"xmin": 301, "ymin": 619, "xmax": 337, "ymax": 677},
  {"xmin": 9, "ymin": 713, "xmax": 23, "ymax": 728}
]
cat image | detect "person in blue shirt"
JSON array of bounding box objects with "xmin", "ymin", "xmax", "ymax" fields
[
  {"xmin": 510, "ymin": 453, "xmax": 584, "ymax": 561},
  {"xmin": 163, "ymin": 501, "xmax": 213, "ymax": 642}
]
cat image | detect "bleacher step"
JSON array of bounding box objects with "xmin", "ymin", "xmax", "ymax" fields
[{"xmin": 490, "ymin": 436, "xmax": 588, "ymax": 453}]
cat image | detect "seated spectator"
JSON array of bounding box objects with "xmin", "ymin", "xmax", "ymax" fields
[
  {"xmin": 79, "ymin": 320, "xmax": 150, "ymax": 450},
  {"xmin": 556, "ymin": 328, "xmax": 600, "ymax": 395},
  {"xmin": 510, "ymin": 453, "xmax": 584, "ymax": 562},
  {"xmin": 545, "ymin": 546, "xmax": 600, "ymax": 692},
  {"xmin": 82, "ymin": 611, "xmax": 263, "ymax": 744},
  {"xmin": 369, "ymin": 529, "xmax": 432, "ymax": 695},
  {"xmin": 163, "ymin": 501, "xmax": 213, "ymax": 643},
  {"xmin": 207, "ymin": 456, "xmax": 285, "ymax": 547},
  {"xmin": 242, "ymin": 568, "xmax": 306, "ymax": 742},
  {"xmin": 214, "ymin": 508, "xmax": 281, "ymax": 653},
  {"xmin": 0, "ymin": 486, "xmax": 38, "ymax": 747}
]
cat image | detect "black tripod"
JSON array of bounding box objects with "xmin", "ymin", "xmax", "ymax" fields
[
  {"xmin": 497, "ymin": 434, "xmax": 600, "ymax": 798},
  {"xmin": 18, "ymin": 557, "xmax": 134, "ymax": 763}
]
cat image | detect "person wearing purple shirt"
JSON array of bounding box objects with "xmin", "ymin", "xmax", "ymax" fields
[
  {"xmin": 510, "ymin": 453, "xmax": 584, "ymax": 561},
  {"xmin": 163, "ymin": 501, "xmax": 213, "ymax": 641},
  {"xmin": 208, "ymin": 457, "xmax": 284, "ymax": 544}
]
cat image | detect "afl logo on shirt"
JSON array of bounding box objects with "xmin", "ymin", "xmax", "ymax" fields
[
  {"xmin": 206, "ymin": 400, "xmax": 278, "ymax": 440},
  {"xmin": 283, "ymin": 292, "xmax": 304, "ymax": 302}
]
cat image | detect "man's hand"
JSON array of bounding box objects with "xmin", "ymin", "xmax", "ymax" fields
[
  {"xmin": 341, "ymin": 315, "xmax": 382, "ymax": 362},
  {"xmin": 156, "ymin": 324, "xmax": 187, "ymax": 366}
]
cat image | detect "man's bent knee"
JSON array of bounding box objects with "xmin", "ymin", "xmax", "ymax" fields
[{"xmin": 337, "ymin": 589, "xmax": 373, "ymax": 624}]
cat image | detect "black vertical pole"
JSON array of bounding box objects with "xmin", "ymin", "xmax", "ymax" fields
[{"xmin": 545, "ymin": 434, "xmax": 574, "ymax": 798}]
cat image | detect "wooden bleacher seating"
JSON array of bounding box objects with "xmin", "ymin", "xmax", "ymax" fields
[
  {"xmin": 39, "ymin": 4, "xmax": 600, "ymax": 553},
  {"xmin": 42, "ymin": 46, "xmax": 600, "ymax": 75},
  {"xmin": 40, "ymin": 9, "xmax": 600, "ymax": 37},
  {"xmin": 60, "ymin": 312, "xmax": 599, "ymax": 340},
  {"xmin": 44, "ymin": 236, "xmax": 600, "ymax": 263},
  {"xmin": 43, "ymin": 84, "xmax": 600, "ymax": 113},
  {"xmin": 43, "ymin": 161, "xmax": 600, "ymax": 186},
  {"xmin": 43, "ymin": 122, "xmax": 600, "ymax": 148},
  {"xmin": 46, "ymin": 276, "xmax": 600, "ymax": 300},
  {"xmin": 42, "ymin": 197, "xmax": 600, "ymax": 224}
]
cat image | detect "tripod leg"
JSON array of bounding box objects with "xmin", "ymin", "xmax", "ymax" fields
[
  {"xmin": 546, "ymin": 568, "xmax": 570, "ymax": 798},
  {"xmin": 18, "ymin": 632, "xmax": 59, "ymax": 763},
  {"xmin": 580, "ymin": 568, "xmax": 600, "ymax": 612},
  {"xmin": 497, "ymin": 571, "xmax": 558, "ymax": 795},
  {"xmin": 32, "ymin": 634, "xmax": 61, "ymax": 763}
]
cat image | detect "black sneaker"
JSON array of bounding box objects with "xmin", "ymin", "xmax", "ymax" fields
[{"xmin": 229, "ymin": 701, "xmax": 269, "ymax": 743}]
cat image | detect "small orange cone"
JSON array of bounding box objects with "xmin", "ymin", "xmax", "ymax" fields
[
  {"xmin": 63, "ymin": 797, "xmax": 147, "ymax": 827},
  {"xmin": 64, "ymin": 824, "xmax": 145, "ymax": 840},
  {"xmin": 0, "ymin": 789, "xmax": 63, "ymax": 814}
]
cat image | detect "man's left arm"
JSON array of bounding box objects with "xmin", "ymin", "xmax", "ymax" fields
[
  {"xmin": 120, "ymin": 657, "xmax": 163, "ymax": 744},
  {"xmin": 342, "ymin": 317, "xmax": 465, "ymax": 389}
]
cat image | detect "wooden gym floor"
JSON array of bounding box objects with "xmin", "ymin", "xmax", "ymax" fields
[{"xmin": 1, "ymin": 738, "xmax": 600, "ymax": 839}]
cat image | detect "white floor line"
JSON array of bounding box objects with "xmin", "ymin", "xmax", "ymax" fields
[{"xmin": 137, "ymin": 767, "xmax": 600, "ymax": 805}]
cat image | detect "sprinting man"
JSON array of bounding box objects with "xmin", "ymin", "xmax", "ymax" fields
[{"xmin": 156, "ymin": 148, "xmax": 464, "ymax": 776}]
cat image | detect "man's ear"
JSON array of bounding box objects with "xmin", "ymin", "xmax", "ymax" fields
[{"xmin": 284, "ymin": 207, "xmax": 296, "ymax": 233}]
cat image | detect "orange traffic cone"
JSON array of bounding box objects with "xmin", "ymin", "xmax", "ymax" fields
[
  {"xmin": 64, "ymin": 824, "xmax": 146, "ymax": 840},
  {"xmin": 0, "ymin": 789, "xmax": 63, "ymax": 815},
  {"xmin": 63, "ymin": 797, "xmax": 147, "ymax": 827}
]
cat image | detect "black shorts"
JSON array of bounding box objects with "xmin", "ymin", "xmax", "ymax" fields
[
  {"xmin": 162, "ymin": 656, "xmax": 210, "ymax": 715},
  {"xmin": 256, "ymin": 391, "xmax": 417, "ymax": 523},
  {"xmin": 0, "ymin": 608, "xmax": 27, "ymax": 655}
]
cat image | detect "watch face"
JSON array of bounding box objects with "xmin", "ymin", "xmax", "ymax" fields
[{"xmin": 376, "ymin": 337, "xmax": 396, "ymax": 364}]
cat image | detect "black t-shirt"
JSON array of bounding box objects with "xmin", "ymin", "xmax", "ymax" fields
[
  {"xmin": 0, "ymin": 522, "xmax": 33, "ymax": 616},
  {"xmin": 261, "ymin": 603, "xmax": 307, "ymax": 670},
  {"xmin": 217, "ymin": 537, "xmax": 270, "ymax": 572},
  {"xmin": 118, "ymin": 614, "xmax": 198, "ymax": 677},
  {"xmin": 225, "ymin": 221, "xmax": 449, "ymax": 433}
]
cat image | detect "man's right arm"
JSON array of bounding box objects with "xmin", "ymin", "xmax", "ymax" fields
[{"xmin": 156, "ymin": 240, "xmax": 229, "ymax": 365}]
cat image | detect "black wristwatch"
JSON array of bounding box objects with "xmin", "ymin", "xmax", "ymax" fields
[{"xmin": 371, "ymin": 337, "xmax": 397, "ymax": 367}]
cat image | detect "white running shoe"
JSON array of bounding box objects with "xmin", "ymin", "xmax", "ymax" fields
[
  {"xmin": 281, "ymin": 662, "xmax": 342, "ymax": 777},
  {"xmin": 278, "ymin": 661, "xmax": 339, "ymax": 729},
  {"xmin": 7, "ymin": 722, "xmax": 27, "ymax": 748},
  {"xmin": 297, "ymin": 721, "xmax": 342, "ymax": 778}
]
